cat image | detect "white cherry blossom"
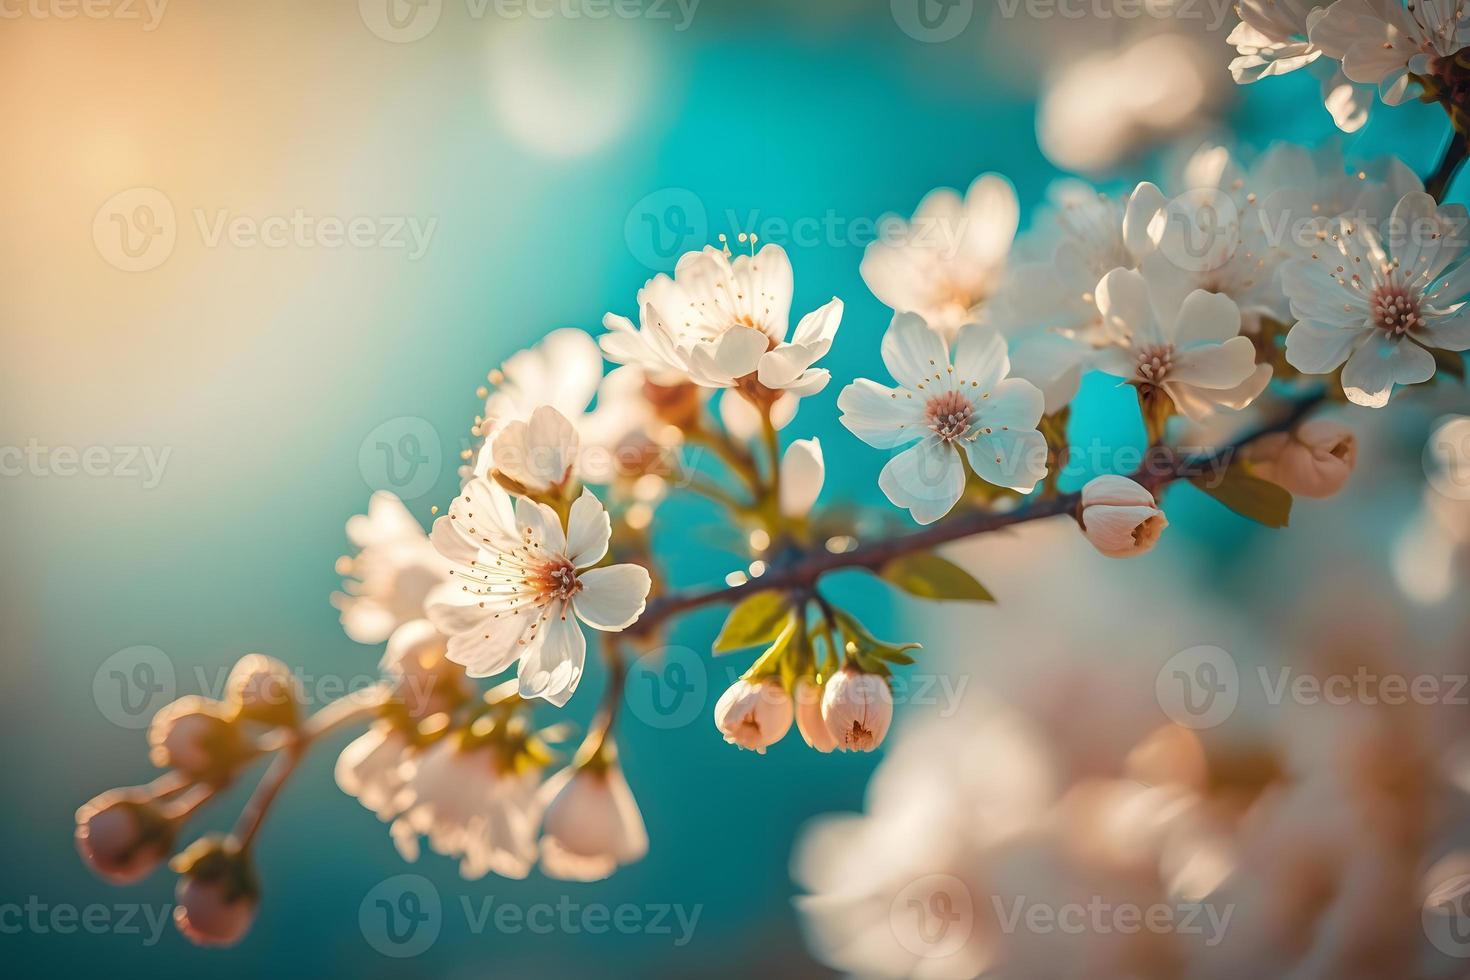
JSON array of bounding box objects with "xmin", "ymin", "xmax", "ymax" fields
[
  {"xmin": 332, "ymin": 492, "xmax": 454, "ymax": 645},
  {"xmin": 428, "ymin": 480, "xmax": 651, "ymax": 707},
  {"xmin": 838, "ymin": 315, "xmax": 1047, "ymax": 526}
]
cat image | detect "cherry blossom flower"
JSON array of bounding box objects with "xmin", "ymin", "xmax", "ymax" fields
[
  {"xmin": 333, "ymin": 492, "xmax": 455, "ymax": 645},
  {"xmin": 1229, "ymin": 0, "xmax": 1332, "ymax": 82},
  {"xmin": 1312, "ymin": 0, "xmax": 1470, "ymax": 106},
  {"xmin": 600, "ymin": 243, "xmax": 841, "ymax": 402},
  {"xmin": 860, "ymin": 174, "xmax": 1018, "ymax": 341},
  {"xmin": 388, "ymin": 736, "xmax": 542, "ymax": 880},
  {"xmin": 537, "ymin": 757, "xmax": 649, "ymax": 881},
  {"xmin": 838, "ymin": 315, "xmax": 1047, "ymax": 525},
  {"xmin": 336, "ymin": 722, "xmax": 415, "ymax": 821},
  {"xmin": 481, "ymin": 327, "xmax": 604, "ymax": 436},
  {"xmin": 428, "ymin": 478, "xmax": 651, "ymax": 706},
  {"xmin": 1282, "ymin": 192, "xmax": 1470, "ymax": 406},
  {"xmin": 1093, "ymin": 266, "xmax": 1271, "ymax": 421},
  {"xmin": 1079, "ymin": 475, "xmax": 1169, "ymax": 558},
  {"xmin": 1246, "ymin": 420, "xmax": 1359, "ymax": 497}
]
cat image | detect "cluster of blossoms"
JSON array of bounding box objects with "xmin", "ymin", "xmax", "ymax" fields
[{"xmin": 73, "ymin": 4, "xmax": 1470, "ymax": 950}]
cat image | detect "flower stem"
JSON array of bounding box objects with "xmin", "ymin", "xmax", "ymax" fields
[{"xmin": 1428, "ymin": 127, "xmax": 1468, "ymax": 203}]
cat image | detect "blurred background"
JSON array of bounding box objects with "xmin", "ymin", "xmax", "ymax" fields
[{"xmin": 2, "ymin": 0, "xmax": 1467, "ymax": 977}]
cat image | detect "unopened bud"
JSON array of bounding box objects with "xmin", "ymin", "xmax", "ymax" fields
[
  {"xmin": 148, "ymin": 696, "xmax": 248, "ymax": 782},
  {"xmin": 1246, "ymin": 420, "xmax": 1357, "ymax": 498},
  {"xmin": 821, "ymin": 665, "xmax": 893, "ymax": 752},
  {"xmin": 794, "ymin": 677, "xmax": 836, "ymax": 753},
  {"xmin": 75, "ymin": 791, "xmax": 174, "ymax": 884},
  {"xmin": 225, "ymin": 654, "xmax": 301, "ymax": 728},
  {"xmin": 714, "ymin": 678, "xmax": 792, "ymax": 754},
  {"xmin": 171, "ymin": 835, "xmax": 259, "ymax": 947},
  {"xmin": 1080, "ymin": 475, "xmax": 1168, "ymax": 558}
]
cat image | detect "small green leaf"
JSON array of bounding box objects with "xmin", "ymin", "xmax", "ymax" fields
[
  {"xmin": 830, "ymin": 609, "xmax": 922, "ymax": 671},
  {"xmin": 881, "ymin": 553, "xmax": 995, "ymax": 602},
  {"xmin": 713, "ymin": 591, "xmax": 792, "ymax": 654},
  {"xmin": 1191, "ymin": 467, "xmax": 1292, "ymax": 528}
]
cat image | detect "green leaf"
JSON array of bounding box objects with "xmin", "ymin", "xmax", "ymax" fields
[
  {"xmin": 713, "ymin": 591, "xmax": 792, "ymax": 654},
  {"xmin": 880, "ymin": 553, "xmax": 995, "ymax": 602},
  {"xmin": 1191, "ymin": 467, "xmax": 1292, "ymax": 528},
  {"xmin": 829, "ymin": 609, "xmax": 921, "ymax": 675}
]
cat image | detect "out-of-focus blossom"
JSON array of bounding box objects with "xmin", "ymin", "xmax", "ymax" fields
[
  {"xmin": 601, "ymin": 243, "xmax": 841, "ymax": 401},
  {"xmin": 1246, "ymin": 419, "xmax": 1359, "ymax": 497},
  {"xmin": 714, "ymin": 678, "xmax": 793, "ymax": 753},
  {"xmin": 1229, "ymin": 0, "xmax": 1331, "ymax": 81},
  {"xmin": 389, "ymin": 735, "xmax": 541, "ymax": 880},
  {"xmin": 380, "ymin": 619, "xmax": 474, "ymax": 720},
  {"xmin": 333, "ymin": 491, "xmax": 454, "ymax": 645},
  {"xmin": 838, "ymin": 316, "xmax": 1047, "ymax": 525},
  {"xmin": 779, "ymin": 438, "xmax": 825, "ymax": 518},
  {"xmin": 821, "ymin": 665, "xmax": 894, "ymax": 752},
  {"xmin": 1282, "ymin": 192, "xmax": 1470, "ymax": 406},
  {"xmin": 1079, "ymin": 475, "xmax": 1168, "ymax": 559},
  {"xmin": 537, "ymin": 755, "xmax": 649, "ymax": 881},
  {"xmin": 1038, "ymin": 33, "xmax": 1226, "ymax": 174},
  {"xmin": 860, "ymin": 174, "xmax": 1018, "ymax": 341},
  {"xmin": 224, "ymin": 654, "xmax": 300, "ymax": 729},
  {"xmin": 1095, "ymin": 267, "xmax": 1270, "ymax": 421},
  {"xmin": 428, "ymin": 479, "xmax": 650, "ymax": 706},
  {"xmin": 336, "ymin": 721, "xmax": 415, "ymax": 821},
  {"xmin": 148, "ymin": 697, "xmax": 247, "ymax": 782},
  {"xmin": 481, "ymin": 327, "xmax": 604, "ymax": 436}
]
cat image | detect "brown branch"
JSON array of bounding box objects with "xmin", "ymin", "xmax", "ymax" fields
[{"xmin": 630, "ymin": 392, "xmax": 1326, "ymax": 636}]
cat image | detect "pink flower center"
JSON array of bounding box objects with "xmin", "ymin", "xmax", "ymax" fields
[
  {"xmin": 1136, "ymin": 344, "xmax": 1175, "ymax": 384},
  {"xmin": 528, "ymin": 557, "xmax": 581, "ymax": 603},
  {"xmin": 1369, "ymin": 282, "xmax": 1422, "ymax": 336},
  {"xmin": 924, "ymin": 390, "xmax": 975, "ymax": 443}
]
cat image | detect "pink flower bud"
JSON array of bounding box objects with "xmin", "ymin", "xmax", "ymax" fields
[
  {"xmin": 148, "ymin": 696, "xmax": 247, "ymax": 782},
  {"xmin": 1079, "ymin": 475, "xmax": 1167, "ymax": 558},
  {"xmin": 714, "ymin": 678, "xmax": 793, "ymax": 753},
  {"xmin": 171, "ymin": 836, "xmax": 259, "ymax": 948},
  {"xmin": 1246, "ymin": 420, "xmax": 1357, "ymax": 498},
  {"xmin": 794, "ymin": 677, "xmax": 836, "ymax": 753},
  {"xmin": 225, "ymin": 654, "xmax": 300, "ymax": 728},
  {"xmin": 821, "ymin": 666, "xmax": 893, "ymax": 752},
  {"xmin": 74, "ymin": 791, "xmax": 174, "ymax": 884}
]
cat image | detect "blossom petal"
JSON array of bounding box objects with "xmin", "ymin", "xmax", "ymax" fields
[
  {"xmin": 966, "ymin": 428, "xmax": 1047, "ymax": 493},
  {"xmin": 573, "ymin": 565, "xmax": 652, "ymax": 632},
  {"xmin": 1340, "ymin": 333, "xmax": 1436, "ymax": 407},
  {"xmin": 791, "ymin": 297, "xmax": 843, "ymax": 350},
  {"xmin": 780, "ymin": 438, "xmax": 825, "ymax": 517},
  {"xmin": 566, "ymin": 488, "xmax": 611, "ymax": 568},
  {"xmin": 878, "ymin": 438, "xmax": 964, "ymax": 525},
  {"xmin": 1096, "ymin": 267, "xmax": 1158, "ymax": 346},
  {"xmin": 1173, "ymin": 289, "xmax": 1244, "ymax": 348},
  {"xmin": 1285, "ymin": 319, "xmax": 1367, "ymax": 374},
  {"xmin": 515, "ymin": 495, "xmax": 567, "ymax": 556},
  {"xmin": 440, "ymin": 603, "xmax": 532, "ymax": 679},
  {"xmin": 951, "ymin": 324, "xmax": 1011, "ymax": 393},
  {"xmin": 493, "ymin": 405, "xmax": 579, "ymax": 491},
  {"xmin": 881, "ymin": 312, "xmax": 950, "ymax": 390},
  {"xmin": 837, "ymin": 379, "xmax": 926, "ymax": 450},
  {"xmin": 1170, "ymin": 336, "xmax": 1259, "ymax": 389},
  {"xmin": 518, "ymin": 608, "xmax": 586, "ymax": 707},
  {"xmin": 433, "ymin": 477, "xmax": 519, "ymax": 559}
]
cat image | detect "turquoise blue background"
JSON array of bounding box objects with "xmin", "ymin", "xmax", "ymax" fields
[{"xmin": 1, "ymin": 2, "xmax": 1458, "ymax": 977}]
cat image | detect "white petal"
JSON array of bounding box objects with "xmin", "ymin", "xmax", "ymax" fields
[
  {"xmin": 1096, "ymin": 267, "xmax": 1158, "ymax": 346},
  {"xmin": 1285, "ymin": 319, "xmax": 1367, "ymax": 374},
  {"xmin": 837, "ymin": 379, "xmax": 925, "ymax": 450},
  {"xmin": 878, "ymin": 438, "xmax": 964, "ymax": 525},
  {"xmin": 791, "ymin": 297, "xmax": 843, "ymax": 349},
  {"xmin": 1170, "ymin": 336, "xmax": 1259, "ymax": 389},
  {"xmin": 518, "ymin": 608, "xmax": 586, "ymax": 707},
  {"xmin": 1417, "ymin": 308, "xmax": 1470, "ymax": 351},
  {"xmin": 951, "ymin": 324, "xmax": 1011, "ymax": 393},
  {"xmin": 758, "ymin": 343, "xmax": 823, "ymax": 389},
  {"xmin": 442, "ymin": 607, "xmax": 532, "ymax": 679},
  {"xmin": 780, "ymin": 438, "xmax": 825, "ymax": 517},
  {"xmin": 965, "ymin": 428, "xmax": 1047, "ymax": 492},
  {"xmin": 515, "ymin": 495, "xmax": 567, "ymax": 557},
  {"xmin": 573, "ymin": 565, "xmax": 652, "ymax": 631},
  {"xmin": 493, "ymin": 405, "xmax": 579, "ymax": 490},
  {"xmin": 565, "ymin": 488, "xmax": 611, "ymax": 567},
  {"xmin": 881, "ymin": 312, "xmax": 950, "ymax": 390},
  {"xmin": 1340, "ymin": 333, "xmax": 1435, "ymax": 407},
  {"xmin": 1172, "ymin": 290, "xmax": 1244, "ymax": 348}
]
